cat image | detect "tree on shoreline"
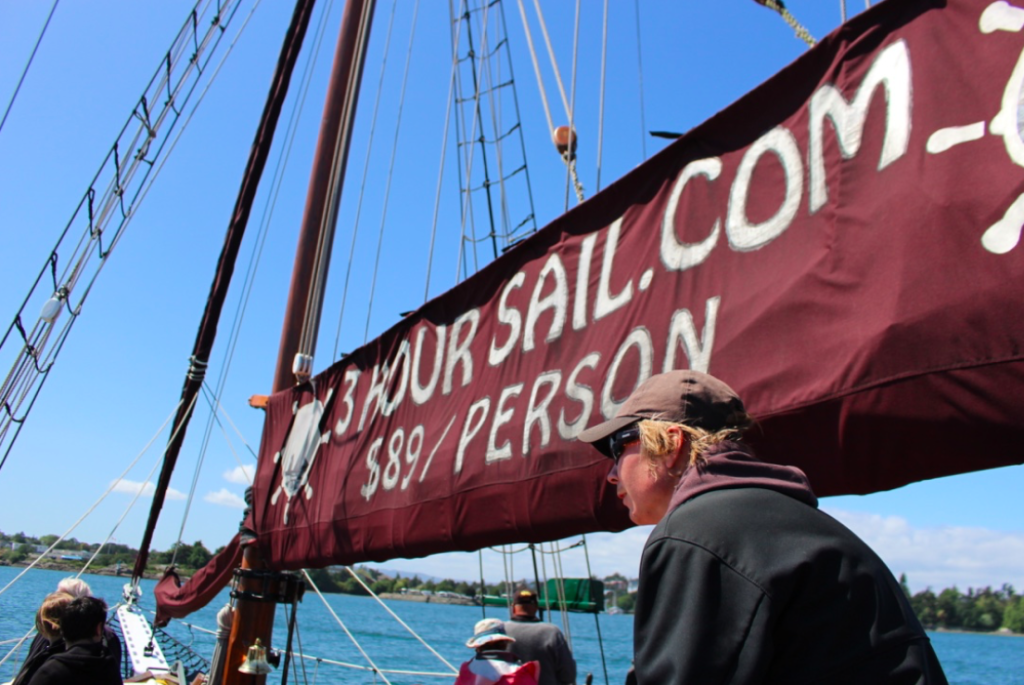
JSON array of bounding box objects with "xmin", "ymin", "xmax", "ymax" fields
[
  {"xmin": 902, "ymin": 578, "xmax": 1019, "ymax": 632},
  {"xmin": 2, "ymin": 530, "xmax": 1022, "ymax": 631}
]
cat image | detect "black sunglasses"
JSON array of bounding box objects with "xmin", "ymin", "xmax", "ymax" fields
[{"xmin": 608, "ymin": 425, "xmax": 641, "ymax": 463}]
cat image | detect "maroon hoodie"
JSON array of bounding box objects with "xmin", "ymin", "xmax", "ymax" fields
[{"xmin": 667, "ymin": 441, "xmax": 818, "ymax": 512}]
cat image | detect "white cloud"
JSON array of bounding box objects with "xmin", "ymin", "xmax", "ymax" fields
[
  {"xmin": 111, "ymin": 479, "xmax": 185, "ymax": 500},
  {"xmin": 823, "ymin": 508, "xmax": 1024, "ymax": 593},
  {"xmin": 204, "ymin": 488, "xmax": 247, "ymax": 509},
  {"xmin": 223, "ymin": 465, "xmax": 255, "ymax": 485}
]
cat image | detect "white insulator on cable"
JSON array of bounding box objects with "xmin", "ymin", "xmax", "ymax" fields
[
  {"xmin": 292, "ymin": 353, "xmax": 314, "ymax": 380},
  {"xmin": 39, "ymin": 295, "xmax": 62, "ymax": 324}
]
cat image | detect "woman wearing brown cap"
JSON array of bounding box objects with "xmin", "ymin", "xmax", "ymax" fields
[{"xmin": 580, "ymin": 370, "xmax": 947, "ymax": 684}]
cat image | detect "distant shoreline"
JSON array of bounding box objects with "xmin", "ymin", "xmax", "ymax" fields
[
  {"xmin": 930, "ymin": 627, "xmax": 1023, "ymax": 638},
  {"xmin": 4, "ymin": 563, "xmax": 1020, "ymax": 637},
  {"xmin": 1, "ymin": 559, "xmax": 167, "ymax": 582},
  {"xmin": 377, "ymin": 592, "xmax": 477, "ymax": 606}
]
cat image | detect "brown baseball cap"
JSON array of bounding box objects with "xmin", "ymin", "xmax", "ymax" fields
[
  {"xmin": 578, "ymin": 370, "xmax": 747, "ymax": 457},
  {"xmin": 513, "ymin": 589, "xmax": 538, "ymax": 605}
]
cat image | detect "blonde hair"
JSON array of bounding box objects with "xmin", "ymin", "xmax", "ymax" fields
[
  {"xmin": 638, "ymin": 415, "xmax": 753, "ymax": 472},
  {"xmin": 56, "ymin": 577, "xmax": 92, "ymax": 599},
  {"xmin": 35, "ymin": 592, "xmax": 74, "ymax": 640}
]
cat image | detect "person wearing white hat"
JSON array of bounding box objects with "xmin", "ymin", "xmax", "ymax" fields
[{"xmin": 454, "ymin": 618, "xmax": 540, "ymax": 685}]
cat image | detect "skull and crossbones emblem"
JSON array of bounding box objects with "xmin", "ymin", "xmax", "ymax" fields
[{"xmin": 270, "ymin": 389, "xmax": 333, "ymax": 524}]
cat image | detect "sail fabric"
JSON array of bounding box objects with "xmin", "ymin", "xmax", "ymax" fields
[
  {"xmin": 250, "ymin": 0, "xmax": 1024, "ymax": 569},
  {"xmin": 153, "ymin": 534, "xmax": 242, "ymax": 626}
]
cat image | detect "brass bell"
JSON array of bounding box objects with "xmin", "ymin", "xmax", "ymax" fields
[{"xmin": 238, "ymin": 638, "xmax": 273, "ymax": 675}]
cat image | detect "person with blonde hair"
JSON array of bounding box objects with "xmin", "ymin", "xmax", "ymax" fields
[
  {"xmin": 579, "ymin": 369, "xmax": 947, "ymax": 684},
  {"xmin": 24, "ymin": 596, "xmax": 121, "ymax": 684},
  {"xmin": 55, "ymin": 577, "xmax": 91, "ymax": 599},
  {"xmin": 51, "ymin": 576, "xmax": 122, "ymax": 672},
  {"xmin": 11, "ymin": 593, "xmax": 74, "ymax": 685}
]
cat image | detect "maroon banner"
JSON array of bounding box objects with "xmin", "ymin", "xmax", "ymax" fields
[
  {"xmin": 154, "ymin": 534, "xmax": 242, "ymax": 626},
  {"xmin": 253, "ymin": 0, "xmax": 1024, "ymax": 569}
]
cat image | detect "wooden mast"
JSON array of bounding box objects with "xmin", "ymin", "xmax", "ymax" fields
[{"xmin": 220, "ymin": 0, "xmax": 376, "ymax": 682}]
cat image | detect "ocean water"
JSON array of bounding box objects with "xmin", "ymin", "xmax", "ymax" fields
[{"xmin": 1, "ymin": 566, "xmax": 1020, "ymax": 684}]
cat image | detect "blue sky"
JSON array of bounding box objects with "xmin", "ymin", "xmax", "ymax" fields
[{"xmin": 0, "ymin": 0, "xmax": 1020, "ymax": 595}]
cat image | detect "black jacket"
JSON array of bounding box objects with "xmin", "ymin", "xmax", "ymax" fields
[
  {"xmin": 15, "ymin": 629, "xmax": 121, "ymax": 685},
  {"xmin": 12, "ymin": 636, "xmax": 64, "ymax": 685},
  {"xmin": 634, "ymin": 445, "xmax": 947, "ymax": 684},
  {"xmin": 24, "ymin": 640, "xmax": 122, "ymax": 685}
]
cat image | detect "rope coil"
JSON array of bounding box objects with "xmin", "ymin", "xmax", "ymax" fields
[
  {"xmin": 757, "ymin": 0, "xmax": 817, "ymax": 47},
  {"xmin": 186, "ymin": 356, "xmax": 208, "ymax": 382}
]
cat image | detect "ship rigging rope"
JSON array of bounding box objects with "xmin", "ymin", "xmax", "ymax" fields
[
  {"xmin": 341, "ymin": 566, "xmax": 460, "ymax": 672},
  {"xmin": 301, "ymin": 569, "xmax": 465, "ymax": 683},
  {"xmin": 477, "ymin": 3, "xmax": 515, "ymax": 254},
  {"xmin": 0, "ymin": 0, "xmax": 262, "ymax": 473},
  {"xmin": 331, "ymin": 0, "xmax": 402, "ymax": 353},
  {"xmin": 302, "ymin": 569, "xmax": 395, "ymax": 684},
  {"xmin": 0, "ymin": 628, "xmax": 32, "ymax": 671},
  {"xmin": 453, "ymin": 0, "xmax": 490, "ymax": 279},
  {"xmin": 364, "ymin": 0, "xmax": 422, "ymax": 344},
  {"xmin": 595, "ymin": 0, "xmax": 609, "ymax": 193},
  {"xmin": 298, "ymin": 0, "xmax": 375, "ymax": 370},
  {"xmin": 133, "ymin": 605, "xmax": 453, "ymax": 682},
  {"xmin": 562, "ymin": 0, "xmax": 584, "ymax": 208},
  {"xmin": 202, "ymin": 0, "xmax": 336, "ymax": 454},
  {"xmin": 514, "ymin": 0, "xmax": 584, "ymax": 206},
  {"xmin": 0, "ymin": 0, "xmax": 60, "ymax": 139},
  {"xmin": 165, "ymin": 375, "xmax": 268, "ymax": 565},
  {"xmin": 476, "ymin": 1, "xmax": 511, "ymax": 258},
  {"xmin": 528, "ymin": 0, "xmax": 572, "ymax": 124},
  {"xmin": 416, "ymin": 2, "xmax": 462, "ymax": 307},
  {"xmin": 290, "ymin": 653, "xmax": 456, "ymax": 680},
  {"xmin": 513, "ymin": 0, "xmax": 552, "ymax": 138},
  {"xmin": 452, "ymin": 0, "xmax": 538, "ymax": 277},
  {"xmin": 452, "ymin": 0, "xmax": 486, "ymax": 279},
  {"xmin": 201, "ymin": 382, "xmax": 259, "ymax": 464},
  {"xmin": 581, "ymin": 533, "xmax": 612, "ymax": 685},
  {"xmin": 478, "ymin": 549, "xmax": 488, "ymax": 618},
  {"xmin": 76, "ymin": 447, "xmax": 169, "ymax": 578},
  {"xmin": 536, "ymin": 541, "xmax": 573, "ymax": 646},
  {"xmin": 632, "ymin": 0, "xmax": 648, "ymax": 164},
  {"xmin": 0, "ymin": 399, "xmax": 188, "ymax": 670},
  {"xmin": 0, "ymin": 397, "xmax": 189, "ymax": 600},
  {"xmin": 169, "ymin": 385, "xmax": 229, "ymax": 567},
  {"xmin": 488, "ymin": 539, "xmax": 584, "ymax": 555},
  {"xmin": 760, "ymin": 0, "xmax": 817, "ymax": 47},
  {"xmin": 153, "ymin": 0, "xmax": 337, "ymax": 560}
]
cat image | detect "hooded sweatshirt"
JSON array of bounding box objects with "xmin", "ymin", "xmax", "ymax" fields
[{"xmin": 633, "ymin": 441, "xmax": 947, "ymax": 684}]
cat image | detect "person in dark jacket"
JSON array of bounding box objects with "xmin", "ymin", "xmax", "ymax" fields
[
  {"xmin": 579, "ymin": 369, "xmax": 948, "ymax": 684},
  {"xmin": 12, "ymin": 592, "xmax": 73, "ymax": 685},
  {"xmin": 14, "ymin": 577, "xmax": 123, "ymax": 685},
  {"xmin": 504, "ymin": 590, "xmax": 576, "ymax": 685},
  {"xmin": 26, "ymin": 596, "xmax": 122, "ymax": 685},
  {"xmin": 54, "ymin": 577, "xmax": 122, "ymax": 669}
]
